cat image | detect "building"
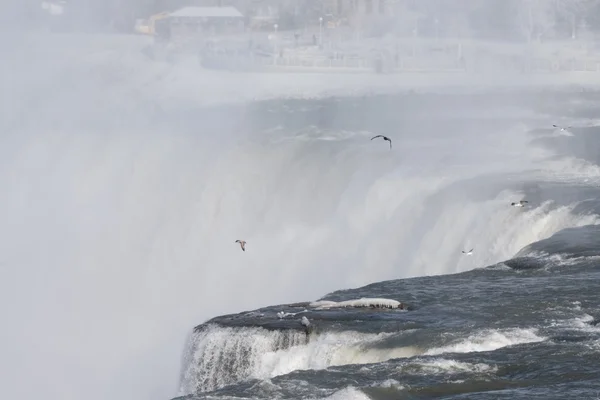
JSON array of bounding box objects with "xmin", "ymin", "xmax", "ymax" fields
[
  {"xmin": 159, "ymin": 6, "xmax": 245, "ymax": 42},
  {"xmin": 354, "ymin": 0, "xmax": 395, "ymax": 16}
]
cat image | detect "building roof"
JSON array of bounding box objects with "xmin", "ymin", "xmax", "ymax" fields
[{"xmin": 169, "ymin": 6, "xmax": 243, "ymax": 18}]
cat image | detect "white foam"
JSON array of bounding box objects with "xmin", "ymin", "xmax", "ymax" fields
[
  {"xmin": 178, "ymin": 325, "xmax": 306, "ymax": 394},
  {"xmin": 413, "ymin": 359, "xmax": 497, "ymax": 375},
  {"xmin": 425, "ymin": 328, "xmax": 545, "ymax": 355},
  {"xmin": 411, "ymin": 195, "xmax": 600, "ymax": 277},
  {"xmin": 519, "ymin": 251, "xmax": 600, "ymax": 267},
  {"xmin": 538, "ymin": 156, "xmax": 600, "ymax": 185},
  {"xmin": 371, "ymin": 379, "xmax": 405, "ymax": 389},
  {"xmin": 277, "ymin": 310, "xmax": 306, "ymax": 319},
  {"xmin": 179, "ymin": 325, "xmax": 537, "ymax": 395},
  {"xmin": 316, "ymin": 386, "xmax": 371, "ymax": 400},
  {"xmin": 588, "ymin": 339, "xmax": 600, "ymax": 352},
  {"xmin": 567, "ymin": 314, "xmax": 598, "ymax": 331},
  {"xmin": 549, "ymin": 312, "xmax": 600, "ymax": 334},
  {"xmin": 178, "ymin": 325, "xmax": 417, "ymax": 394},
  {"xmin": 310, "ymin": 297, "xmax": 403, "ymax": 309}
]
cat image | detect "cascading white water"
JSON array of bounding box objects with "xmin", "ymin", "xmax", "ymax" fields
[
  {"xmin": 177, "ymin": 325, "xmax": 413, "ymax": 394},
  {"xmin": 178, "ymin": 325, "xmax": 309, "ymax": 394},
  {"xmin": 2, "ymin": 34, "xmax": 600, "ymax": 400},
  {"xmin": 177, "ymin": 323, "xmax": 546, "ymax": 395}
]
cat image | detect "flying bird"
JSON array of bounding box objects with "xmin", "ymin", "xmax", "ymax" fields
[
  {"xmin": 462, "ymin": 248, "xmax": 474, "ymax": 256},
  {"xmin": 235, "ymin": 240, "xmax": 246, "ymax": 251},
  {"xmin": 552, "ymin": 124, "xmax": 571, "ymax": 132},
  {"xmin": 511, "ymin": 200, "xmax": 528, "ymax": 207},
  {"xmin": 371, "ymin": 135, "xmax": 392, "ymax": 149}
]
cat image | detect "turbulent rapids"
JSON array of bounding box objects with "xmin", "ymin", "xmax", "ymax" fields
[{"xmin": 177, "ymin": 296, "xmax": 544, "ymax": 394}]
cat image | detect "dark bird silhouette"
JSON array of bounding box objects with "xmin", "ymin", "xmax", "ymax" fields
[
  {"xmin": 552, "ymin": 124, "xmax": 571, "ymax": 131},
  {"xmin": 511, "ymin": 200, "xmax": 528, "ymax": 207},
  {"xmin": 371, "ymin": 135, "xmax": 392, "ymax": 149}
]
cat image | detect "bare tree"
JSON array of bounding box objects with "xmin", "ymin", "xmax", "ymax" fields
[
  {"xmin": 437, "ymin": 0, "xmax": 481, "ymax": 38},
  {"xmin": 514, "ymin": 0, "xmax": 557, "ymax": 42},
  {"xmin": 386, "ymin": 0, "xmax": 423, "ymax": 37},
  {"xmin": 554, "ymin": 0, "xmax": 596, "ymax": 39}
]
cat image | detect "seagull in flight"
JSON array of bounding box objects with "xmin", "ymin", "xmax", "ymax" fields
[
  {"xmin": 462, "ymin": 248, "xmax": 474, "ymax": 256},
  {"xmin": 511, "ymin": 200, "xmax": 528, "ymax": 207},
  {"xmin": 371, "ymin": 135, "xmax": 392, "ymax": 149},
  {"xmin": 552, "ymin": 124, "xmax": 571, "ymax": 132},
  {"xmin": 235, "ymin": 240, "xmax": 246, "ymax": 251}
]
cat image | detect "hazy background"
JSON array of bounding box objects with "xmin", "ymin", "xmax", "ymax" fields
[
  {"xmin": 17, "ymin": 0, "xmax": 600, "ymax": 41},
  {"xmin": 3, "ymin": 1, "xmax": 600, "ymax": 400}
]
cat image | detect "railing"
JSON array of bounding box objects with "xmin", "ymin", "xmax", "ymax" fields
[
  {"xmin": 153, "ymin": 35, "xmax": 600, "ymax": 75},
  {"xmin": 258, "ymin": 56, "xmax": 371, "ymax": 69},
  {"xmin": 200, "ymin": 52, "xmax": 468, "ymax": 73},
  {"xmin": 197, "ymin": 50, "xmax": 600, "ymax": 74},
  {"xmin": 528, "ymin": 58, "xmax": 600, "ymax": 72}
]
